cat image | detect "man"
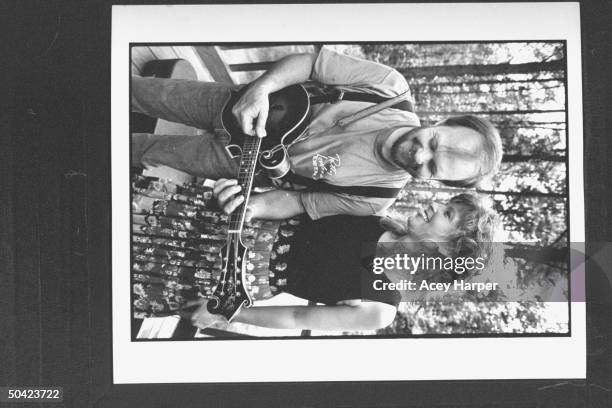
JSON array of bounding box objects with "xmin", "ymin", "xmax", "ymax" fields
[{"xmin": 132, "ymin": 47, "xmax": 502, "ymax": 221}]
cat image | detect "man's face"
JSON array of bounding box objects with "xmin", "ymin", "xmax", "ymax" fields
[{"xmin": 391, "ymin": 125, "xmax": 483, "ymax": 182}]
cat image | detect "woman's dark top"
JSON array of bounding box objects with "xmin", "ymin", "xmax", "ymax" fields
[{"xmin": 283, "ymin": 215, "xmax": 401, "ymax": 307}]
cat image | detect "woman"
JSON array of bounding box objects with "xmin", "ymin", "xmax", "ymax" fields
[
  {"xmin": 131, "ymin": 173, "xmax": 499, "ymax": 333},
  {"xmin": 179, "ymin": 178, "xmax": 501, "ymax": 332}
]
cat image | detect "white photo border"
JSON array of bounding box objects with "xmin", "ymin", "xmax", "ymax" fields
[{"xmin": 112, "ymin": 2, "xmax": 585, "ymax": 383}]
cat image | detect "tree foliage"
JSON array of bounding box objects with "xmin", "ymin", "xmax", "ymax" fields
[{"xmin": 357, "ymin": 42, "xmax": 569, "ymax": 335}]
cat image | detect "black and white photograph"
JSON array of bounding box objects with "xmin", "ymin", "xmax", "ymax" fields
[
  {"xmin": 110, "ymin": 3, "xmax": 586, "ymax": 383},
  {"xmin": 129, "ymin": 41, "xmax": 572, "ymax": 340},
  {"xmin": 8, "ymin": 0, "xmax": 612, "ymax": 405}
]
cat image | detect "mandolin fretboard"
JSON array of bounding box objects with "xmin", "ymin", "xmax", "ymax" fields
[{"xmin": 228, "ymin": 135, "xmax": 262, "ymax": 233}]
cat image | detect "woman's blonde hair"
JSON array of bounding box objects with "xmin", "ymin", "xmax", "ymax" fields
[{"xmin": 381, "ymin": 193, "xmax": 501, "ymax": 279}]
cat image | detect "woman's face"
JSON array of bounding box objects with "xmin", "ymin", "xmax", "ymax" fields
[{"xmin": 405, "ymin": 201, "xmax": 468, "ymax": 242}]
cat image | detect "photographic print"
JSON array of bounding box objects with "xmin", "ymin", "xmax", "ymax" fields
[
  {"xmin": 129, "ymin": 41, "xmax": 570, "ymax": 339},
  {"xmin": 112, "ymin": 3, "xmax": 585, "ymax": 383}
]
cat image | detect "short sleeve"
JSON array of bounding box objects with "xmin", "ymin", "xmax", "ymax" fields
[
  {"xmin": 300, "ymin": 191, "xmax": 395, "ymax": 220},
  {"xmin": 311, "ymin": 47, "xmax": 410, "ymax": 97}
]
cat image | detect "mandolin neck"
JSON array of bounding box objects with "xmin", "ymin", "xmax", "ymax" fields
[{"xmin": 227, "ymin": 135, "xmax": 262, "ymax": 234}]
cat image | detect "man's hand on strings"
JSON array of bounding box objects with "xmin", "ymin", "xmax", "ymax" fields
[
  {"xmin": 213, "ymin": 178, "xmax": 264, "ymax": 222},
  {"xmin": 230, "ymin": 53, "xmax": 316, "ymax": 138},
  {"xmin": 231, "ymin": 83, "xmax": 270, "ymax": 138}
]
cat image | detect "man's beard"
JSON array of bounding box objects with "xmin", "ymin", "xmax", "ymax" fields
[{"xmin": 390, "ymin": 128, "xmax": 419, "ymax": 175}]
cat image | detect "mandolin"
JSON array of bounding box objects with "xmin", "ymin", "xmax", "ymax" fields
[
  {"xmin": 206, "ymin": 84, "xmax": 309, "ymax": 321},
  {"xmin": 221, "ymin": 84, "xmax": 311, "ymax": 179},
  {"xmin": 205, "ymin": 132, "xmax": 260, "ymax": 321}
]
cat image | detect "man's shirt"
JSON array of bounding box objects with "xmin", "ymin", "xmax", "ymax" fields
[{"xmin": 283, "ymin": 47, "xmax": 421, "ymax": 219}]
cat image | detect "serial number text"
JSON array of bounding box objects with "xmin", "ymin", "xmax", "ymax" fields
[{"xmin": 0, "ymin": 387, "xmax": 63, "ymax": 403}]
